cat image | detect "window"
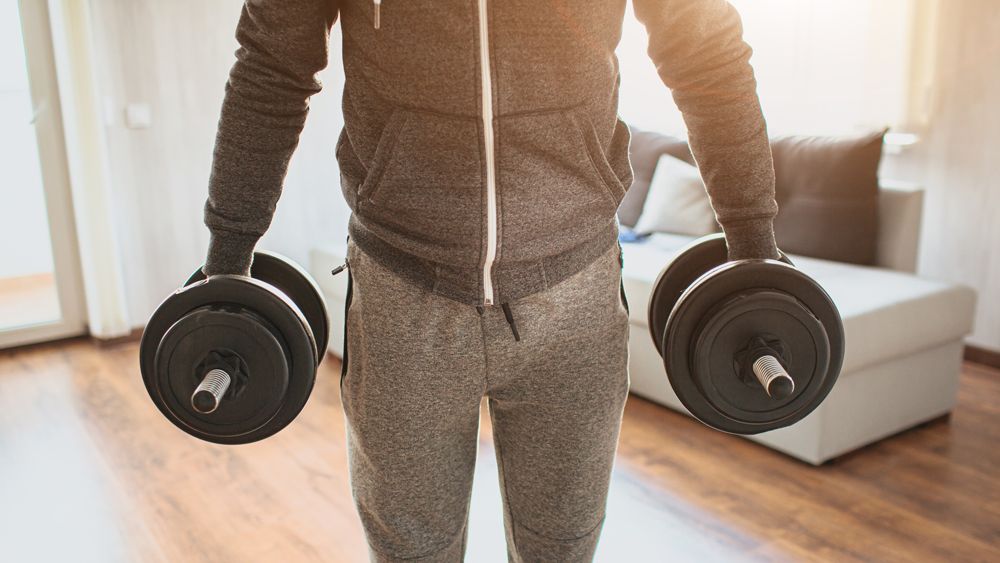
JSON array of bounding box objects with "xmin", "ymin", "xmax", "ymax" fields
[{"xmin": 617, "ymin": 0, "xmax": 918, "ymax": 137}]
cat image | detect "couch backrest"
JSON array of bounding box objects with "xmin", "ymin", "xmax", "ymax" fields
[
  {"xmin": 876, "ymin": 181, "xmax": 924, "ymax": 273},
  {"xmin": 623, "ymin": 128, "xmax": 923, "ymax": 272}
]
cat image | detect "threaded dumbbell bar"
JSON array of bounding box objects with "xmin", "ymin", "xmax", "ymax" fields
[
  {"xmin": 752, "ymin": 355, "xmax": 795, "ymax": 400},
  {"xmin": 191, "ymin": 368, "xmax": 232, "ymax": 414}
]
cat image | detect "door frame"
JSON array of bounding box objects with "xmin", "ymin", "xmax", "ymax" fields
[{"xmin": 0, "ymin": 0, "xmax": 87, "ymax": 349}]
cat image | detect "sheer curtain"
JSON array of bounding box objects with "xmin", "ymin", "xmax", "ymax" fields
[{"xmin": 617, "ymin": 0, "xmax": 918, "ymax": 137}]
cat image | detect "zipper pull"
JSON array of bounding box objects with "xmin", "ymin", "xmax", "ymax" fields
[
  {"xmin": 501, "ymin": 302, "xmax": 521, "ymax": 342},
  {"xmin": 331, "ymin": 260, "xmax": 349, "ymax": 276},
  {"xmin": 373, "ymin": 0, "xmax": 381, "ymax": 29}
]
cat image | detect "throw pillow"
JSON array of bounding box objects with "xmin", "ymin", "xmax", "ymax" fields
[
  {"xmin": 618, "ymin": 128, "xmax": 695, "ymax": 227},
  {"xmin": 633, "ymin": 154, "xmax": 719, "ymax": 237}
]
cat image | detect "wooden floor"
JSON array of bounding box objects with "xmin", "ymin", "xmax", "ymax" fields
[{"xmin": 0, "ymin": 340, "xmax": 997, "ymax": 563}]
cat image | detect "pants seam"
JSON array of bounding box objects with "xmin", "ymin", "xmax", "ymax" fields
[
  {"xmin": 513, "ymin": 512, "xmax": 608, "ymax": 543},
  {"xmin": 366, "ymin": 520, "xmax": 467, "ymax": 561}
]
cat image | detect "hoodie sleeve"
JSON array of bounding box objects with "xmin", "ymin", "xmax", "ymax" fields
[
  {"xmin": 203, "ymin": 0, "xmax": 338, "ymax": 276},
  {"xmin": 632, "ymin": 0, "xmax": 779, "ymax": 260}
]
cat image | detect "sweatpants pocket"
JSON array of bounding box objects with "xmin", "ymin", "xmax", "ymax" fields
[
  {"xmin": 616, "ymin": 240, "xmax": 630, "ymax": 316},
  {"xmin": 339, "ymin": 244, "xmax": 355, "ymax": 390}
]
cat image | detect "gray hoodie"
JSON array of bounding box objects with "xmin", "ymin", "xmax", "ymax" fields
[{"xmin": 203, "ymin": 0, "xmax": 779, "ymax": 308}]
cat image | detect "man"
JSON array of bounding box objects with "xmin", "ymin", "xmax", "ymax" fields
[{"xmin": 203, "ymin": 1, "xmax": 779, "ymax": 561}]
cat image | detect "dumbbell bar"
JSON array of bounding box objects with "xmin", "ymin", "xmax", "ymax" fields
[
  {"xmin": 191, "ymin": 368, "xmax": 232, "ymax": 415},
  {"xmin": 735, "ymin": 334, "xmax": 796, "ymax": 400},
  {"xmin": 752, "ymin": 355, "xmax": 794, "ymax": 400}
]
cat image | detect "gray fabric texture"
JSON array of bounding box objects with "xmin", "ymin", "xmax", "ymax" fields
[
  {"xmin": 341, "ymin": 236, "xmax": 630, "ymax": 562},
  {"xmin": 202, "ymin": 0, "xmax": 780, "ymax": 304}
]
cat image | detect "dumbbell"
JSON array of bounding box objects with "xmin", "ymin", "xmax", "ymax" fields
[
  {"xmin": 139, "ymin": 251, "xmax": 329, "ymax": 444},
  {"xmin": 647, "ymin": 234, "xmax": 844, "ymax": 435}
]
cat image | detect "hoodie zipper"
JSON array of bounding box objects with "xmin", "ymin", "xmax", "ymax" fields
[
  {"xmin": 376, "ymin": 0, "xmax": 497, "ymax": 305},
  {"xmin": 477, "ymin": 0, "xmax": 498, "ymax": 306}
]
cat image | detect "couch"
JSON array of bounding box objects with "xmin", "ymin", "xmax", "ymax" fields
[
  {"xmin": 620, "ymin": 184, "xmax": 976, "ymax": 464},
  {"xmin": 309, "ymin": 135, "xmax": 977, "ymax": 465}
]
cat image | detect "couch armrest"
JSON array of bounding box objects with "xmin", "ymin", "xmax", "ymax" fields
[{"xmin": 877, "ymin": 181, "xmax": 924, "ymax": 273}]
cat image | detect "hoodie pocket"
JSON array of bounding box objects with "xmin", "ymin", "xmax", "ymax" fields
[
  {"xmin": 357, "ymin": 108, "xmax": 410, "ymax": 205},
  {"xmin": 496, "ymin": 107, "xmax": 627, "ymax": 258},
  {"xmin": 567, "ymin": 107, "xmax": 629, "ymax": 208},
  {"xmin": 354, "ymin": 106, "xmax": 483, "ymax": 263}
]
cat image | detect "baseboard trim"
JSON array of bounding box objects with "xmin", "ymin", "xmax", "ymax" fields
[
  {"xmin": 1, "ymin": 334, "xmax": 87, "ymax": 354},
  {"xmin": 964, "ymin": 345, "xmax": 1000, "ymax": 370},
  {"xmin": 93, "ymin": 327, "xmax": 144, "ymax": 348}
]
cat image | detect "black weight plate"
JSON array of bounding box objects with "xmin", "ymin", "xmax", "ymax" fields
[
  {"xmin": 140, "ymin": 276, "xmax": 317, "ymax": 444},
  {"xmin": 155, "ymin": 307, "xmax": 289, "ymax": 437},
  {"xmin": 692, "ymin": 290, "xmax": 830, "ymax": 422},
  {"xmin": 663, "ymin": 260, "xmax": 843, "ymax": 434},
  {"xmin": 189, "ymin": 251, "xmax": 329, "ymax": 364},
  {"xmin": 648, "ymin": 234, "xmax": 792, "ymax": 356}
]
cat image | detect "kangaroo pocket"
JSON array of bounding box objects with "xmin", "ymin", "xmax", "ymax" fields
[
  {"xmin": 355, "ymin": 107, "xmax": 483, "ymax": 266},
  {"xmin": 496, "ymin": 107, "xmax": 628, "ymax": 261}
]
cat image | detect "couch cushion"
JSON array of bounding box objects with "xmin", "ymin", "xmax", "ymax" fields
[
  {"xmin": 620, "ymin": 128, "xmax": 885, "ymax": 265},
  {"xmin": 770, "ymin": 130, "xmax": 885, "ymax": 265},
  {"xmin": 621, "ymin": 234, "xmax": 977, "ymax": 374}
]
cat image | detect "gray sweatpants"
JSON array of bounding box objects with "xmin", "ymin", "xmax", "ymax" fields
[{"xmin": 340, "ymin": 237, "xmax": 631, "ymax": 562}]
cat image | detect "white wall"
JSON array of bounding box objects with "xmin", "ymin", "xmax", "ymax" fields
[
  {"xmin": 882, "ymin": 0, "xmax": 1000, "ymax": 352},
  {"xmin": 617, "ymin": 0, "xmax": 916, "ymax": 136},
  {"xmin": 86, "ymin": 0, "xmax": 349, "ymax": 328}
]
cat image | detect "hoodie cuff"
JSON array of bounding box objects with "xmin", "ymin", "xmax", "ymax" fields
[
  {"xmin": 203, "ymin": 230, "xmax": 259, "ymax": 276},
  {"xmin": 721, "ymin": 217, "xmax": 780, "ymax": 261}
]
